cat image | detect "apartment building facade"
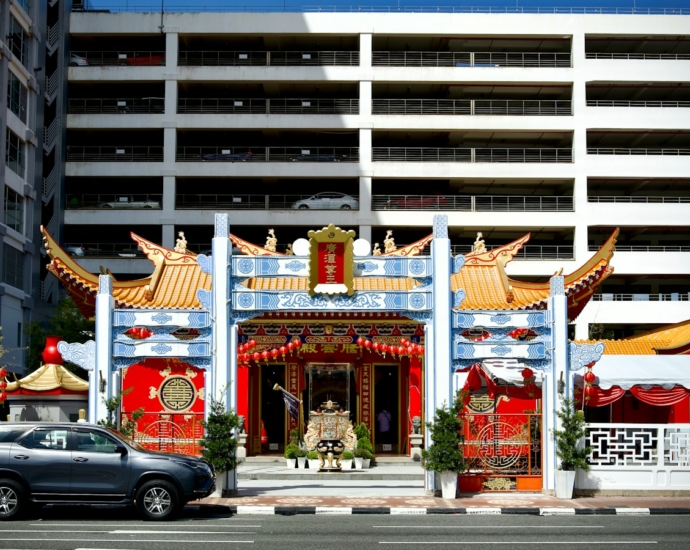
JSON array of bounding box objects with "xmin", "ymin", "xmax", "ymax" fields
[
  {"xmin": 0, "ymin": 0, "xmax": 46, "ymax": 373},
  {"xmin": 62, "ymin": 7, "xmax": 690, "ymax": 340}
]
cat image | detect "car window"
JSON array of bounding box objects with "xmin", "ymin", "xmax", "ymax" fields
[
  {"xmin": 75, "ymin": 429, "xmax": 120, "ymax": 454},
  {"xmin": 20, "ymin": 428, "xmax": 70, "ymax": 450},
  {"xmin": 0, "ymin": 426, "xmax": 30, "ymax": 443}
]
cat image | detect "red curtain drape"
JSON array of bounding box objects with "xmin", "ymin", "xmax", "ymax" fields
[
  {"xmin": 575, "ymin": 385, "xmax": 626, "ymax": 407},
  {"xmin": 630, "ymin": 386, "xmax": 690, "ymax": 406},
  {"xmin": 461, "ymin": 364, "xmax": 541, "ymax": 401}
]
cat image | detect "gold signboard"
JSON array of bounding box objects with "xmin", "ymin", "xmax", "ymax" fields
[{"xmin": 308, "ymin": 223, "xmax": 356, "ymax": 296}]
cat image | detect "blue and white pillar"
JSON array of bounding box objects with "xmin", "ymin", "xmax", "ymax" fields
[{"xmin": 94, "ymin": 274, "xmax": 114, "ymax": 424}]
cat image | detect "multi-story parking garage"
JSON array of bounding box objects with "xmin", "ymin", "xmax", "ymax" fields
[{"xmin": 56, "ymin": 6, "xmax": 690, "ymax": 341}]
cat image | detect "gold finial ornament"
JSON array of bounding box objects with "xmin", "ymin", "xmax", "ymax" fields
[
  {"xmin": 174, "ymin": 231, "xmax": 189, "ymax": 254},
  {"xmin": 383, "ymin": 230, "xmax": 397, "ymax": 254},
  {"xmin": 473, "ymin": 232, "xmax": 486, "ymax": 254},
  {"xmin": 372, "ymin": 243, "xmax": 382, "ymax": 256},
  {"xmin": 265, "ymin": 229, "xmax": 277, "ymax": 252}
]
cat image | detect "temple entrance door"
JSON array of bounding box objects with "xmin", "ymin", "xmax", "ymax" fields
[
  {"xmin": 260, "ymin": 364, "xmax": 286, "ymax": 455},
  {"xmin": 374, "ymin": 365, "xmax": 400, "ymax": 454},
  {"xmin": 306, "ymin": 363, "xmax": 353, "ymax": 422}
]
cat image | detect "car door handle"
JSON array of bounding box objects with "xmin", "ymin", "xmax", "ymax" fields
[
  {"xmin": 73, "ymin": 457, "xmax": 89, "ymax": 463},
  {"xmin": 13, "ymin": 455, "xmax": 29, "ymax": 460}
]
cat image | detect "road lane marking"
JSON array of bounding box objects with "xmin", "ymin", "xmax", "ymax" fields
[
  {"xmin": 0, "ymin": 530, "xmax": 109, "ymax": 533},
  {"xmin": 110, "ymin": 530, "xmax": 257, "ymax": 534},
  {"xmin": 0, "ymin": 539, "xmax": 254, "ymax": 544},
  {"xmin": 373, "ymin": 526, "xmax": 605, "ymax": 529},
  {"xmin": 378, "ymin": 542, "xmax": 656, "ymax": 545},
  {"xmin": 30, "ymin": 523, "xmax": 262, "ymax": 527}
]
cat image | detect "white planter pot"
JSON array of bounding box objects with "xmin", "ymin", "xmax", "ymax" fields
[
  {"xmin": 555, "ymin": 470, "xmax": 576, "ymax": 499},
  {"xmin": 308, "ymin": 459, "xmax": 320, "ymax": 470},
  {"xmin": 210, "ymin": 470, "xmax": 225, "ymax": 498},
  {"xmin": 297, "ymin": 456, "xmax": 307, "ymax": 469},
  {"xmin": 341, "ymin": 459, "xmax": 353, "ymax": 470},
  {"xmin": 286, "ymin": 458, "xmax": 296, "ymax": 469},
  {"xmin": 438, "ymin": 471, "xmax": 458, "ymax": 500},
  {"xmin": 354, "ymin": 457, "xmax": 364, "ymax": 469},
  {"xmin": 363, "ymin": 458, "xmax": 371, "ymax": 469}
]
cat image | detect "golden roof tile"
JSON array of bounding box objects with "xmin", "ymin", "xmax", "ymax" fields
[
  {"xmin": 246, "ymin": 277, "xmax": 417, "ymax": 292},
  {"xmin": 5, "ymin": 363, "xmax": 89, "ymax": 393}
]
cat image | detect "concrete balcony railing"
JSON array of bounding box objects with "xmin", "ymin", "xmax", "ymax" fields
[
  {"xmin": 67, "ymin": 146, "xmax": 164, "ymax": 162},
  {"xmin": 586, "ymin": 53, "xmax": 690, "ymax": 60},
  {"xmin": 588, "ymin": 245, "xmax": 690, "ymax": 252},
  {"xmin": 65, "ymin": 242, "xmax": 145, "ymax": 257},
  {"xmin": 372, "ymin": 194, "xmax": 574, "ymax": 211},
  {"xmin": 451, "ymin": 244, "xmax": 574, "ymax": 259},
  {"xmin": 68, "ymin": 98, "xmax": 165, "ymax": 114},
  {"xmin": 177, "ymin": 98, "xmax": 359, "ymax": 115},
  {"xmin": 587, "ymin": 100, "xmax": 690, "ymax": 108},
  {"xmin": 176, "ymin": 193, "xmax": 359, "ymax": 210},
  {"xmin": 592, "ymin": 293, "xmax": 689, "ymax": 302},
  {"xmin": 373, "ymin": 99, "xmax": 572, "ymax": 116},
  {"xmin": 587, "ymin": 148, "xmax": 690, "ymax": 156},
  {"xmin": 588, "ymin": 196, "xmax": 690, "ymax": 204},
  {"xmin": 71, "ymin": 51, "xmax": 166, "ymax": 66},
  {"xmin": 178, "ymin": 50, "xmax": 359, "ymax": 66},
  {"xmin": 373, "ymin": 147, "xmax": 573, "ymax": 163},
  {"xmin": 176, "ymin": 147, "xmax": 359, "ymax": 162},
  {"xmin": 372, "ymin": 51, "xmax": 571, "ymax": 67}
]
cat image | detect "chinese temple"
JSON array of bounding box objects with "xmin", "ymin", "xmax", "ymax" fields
[{"xmin": 38, "ymin": 214, "xmax": 690, "ymax": 495}]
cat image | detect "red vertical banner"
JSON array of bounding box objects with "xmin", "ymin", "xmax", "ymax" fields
[
  {"xmin": 408, "ymin": 356, "xmax": 422, "ymax": 428},
  {"xmin": 288, "ymin": 363, "xmax": 300, "ymax": 435},
  {"xmin": 237, "ymin": 365, "xmax": 249, "ymax": 433},
  {"xmin": 318, "ymin": 242, "xmax": 345, "ymax": 285},
  {"xmin": 360, "ymin": 363, "xmax": 372, "ymax": 432}
]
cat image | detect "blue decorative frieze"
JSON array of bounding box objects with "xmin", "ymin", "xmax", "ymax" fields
[
  {"xmin": 182, "ymin": 357, "xmax": 212, "ymax": 369},
  {"xmin": 453, "ymin": 290, "xmax": 466, "ymax": 308},
  {"xmin": 187, "ymin": 312, "xmax": 210, "ymax": 328},
  {"xmin": 229, "ymin": 311, "xmax": 261, "ymax": 324},
  {"xmin": 113, "ymin": 342, "xmax": 136, "ymax": 357},
  {"xmin": 454, "ymin": 342, "xmax": 546, "ymax": 360},
  {"xmin": 113, "ymin": 341, "xmax": 211, "ymax": 358},
  {"xmin": 151, "ymin": 312, "xmax": 173, "ymax": 324},
  {"xmin": 114, "ymin": 326, "xmax": 212, "ymax": 342},
  {"xmin": 197, "ymin": 253, "xmax": 212, "ymax": 275},
  {"xmin": 453, "ymin": 254, "xmax": 465, "ymax": 274},
  {"xmin": 353, "ymin": 257, "xmax": 432, "ymax": 278},
  {"xmin": 112, "ymin": 357, "xmax": 140, "ymax": 370},
  {"xmin": 230, "ymin": 256, "xmax": 309, "ymax": 277},
  {"xmin": 57, "ymin": 340, "xmax": 96, "ymax": 371},
  {"xmin": 452, "ymin": 310, "xmax": 547, "ymax": 329},
  {"xmin": 451, "ymin": 357, "xmax": 552, "ymax": 372},
  {"xmin": 568, "ymin": 341, "xmax": 605, "ymax": 371},
  {"xmin": 112, "ymin": 310, "xmax": 210, "ymax": 328},
  {"xmin": 151, "ymin": 343, "xmax": 173, "ymax": 355},
  {"xmin": 113, "ymin": 311, "xmax": 137, "ymax": 326},
  {"xmin": 405, "ymin": 311, "xmax": 433, "ymax": 322},
  {"xmin": 196, "ymin": 289, "xmax": 212, "ymax": 309}
]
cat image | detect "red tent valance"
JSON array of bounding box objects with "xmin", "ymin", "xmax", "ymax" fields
[
  {"xmin": 576, "ymin": 384, "xmax": 690, "ymax": 407},
  {"xmin": 462, "ymin": 363, "xmax": 541, "ymax": 401}
]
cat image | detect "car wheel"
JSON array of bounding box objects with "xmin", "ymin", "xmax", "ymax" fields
[
  {"xmin": 143, "ymin": 205, "xmax": 153, "ymax": 209},
  {"xmin": 101, "ymin": 204, "xmax": 113, "ymax": 208},
  {"xmin": 298, "ymin": 205, "xmax": 309, "ymax": 209},
  {"xmin": 69, "ymin": 62, "xmax": 78, "ymax": 67},
  {"xmin": 340, "ymin": 205, "xmax": 351, "ymax": 210},
  {"xmin": 135, "ymin": 480, "xmax": 178, "ymax": 521},
  {"xmin": 0, "ymin": 479, "xmax": 25, "ymax": 521}
]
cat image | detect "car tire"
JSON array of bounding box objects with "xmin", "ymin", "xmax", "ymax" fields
[
  {"xmin": 0, "ymin": 479, "xmax": 25, "ymax": 521},
  {"xmin": 340, "ymin": 205, "xmax": 351, "ymax": 210},
  {"xmin": 143, "ymin": 205, "xmax": 153, "ymax": 209},
  {"xmin": 135, "ymin": 480, "xmax": 178, "ymax": 521},
  {"xmin": 101, "ymin": 204, "xmax": 113, "ymax": 208},
  {"xmin": 298, "ymin": 205, "xmax": 309, "ymax": 209}
]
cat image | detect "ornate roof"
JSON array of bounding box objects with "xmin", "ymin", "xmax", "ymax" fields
[
  {"xmin": 451, "ymin": 230, "xmax": 618, "ymax": 320},
  {"xmin": 5, "ymin": 363, "xmax": 89, "ymax": 394},
  {"xmin": 573, "ymin": 320, "xmax": 690, "ymax": 356}
]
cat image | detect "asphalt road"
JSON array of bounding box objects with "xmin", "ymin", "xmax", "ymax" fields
[{"xmin": 0, "ymin": 505, "xmax": 689, "ymax": 549}]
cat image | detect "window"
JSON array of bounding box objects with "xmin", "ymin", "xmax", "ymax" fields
[
  {"xmin": 75, "ymin": 430, "xmax": 120, "ymax": 454},
  {"xmin": 0, "ymin": 426, "xmax": 30, "ymax": 442},
  {"xmin": 7, "ymin": 71, "xmax": 28, "ymax": 124},
  {"xmin": 4, "ymin": 186, "xmax": 24, "ymax": 233},
  {"xmin": 20, "ymin": 428, "xmax": 70, "ymax": 450},
  {"xmin": 15, "ymin": 0, "xmax": 31, "ymax": 15},
  {"xmin": 2, "ymin": 243, "xmax": 24, "ymax": 290},
  {"xmin": 8, "ymin": 17, "xmax": 29, "ymax": 67},
  {"xmin": 5, "ymin": 129, "xmax": 25, "ymax": 178}
]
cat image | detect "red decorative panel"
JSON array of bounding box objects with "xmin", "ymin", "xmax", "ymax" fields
[
  {"xmin": 121, "ymin": 360, "xmax": 205, "ymax": 456},
  {"xmin": 317, "ymin": 242, "xmax": 345, "ymax": 285},
  {"xmin": 360, "ymin": 363, "xmax": 372, "ymax": 431},
  {"xmin": 288, "ymin": 362, "xmax": 300, "ymax": 432}
]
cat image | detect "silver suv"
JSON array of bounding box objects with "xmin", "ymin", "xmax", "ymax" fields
[{"xmin": 0, "ymin": 423, "xmax": 215, "ymax": 521}]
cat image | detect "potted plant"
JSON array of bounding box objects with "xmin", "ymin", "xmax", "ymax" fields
[
  {"xmin": 354, "ymin": 423, "xmax": 374, "ymax": 468},
  {"xmin": 353, "ymin": 447, "xmax": 366, "ymax": 469},
  {"xmin": 199, "ymin": 396, "xmax": 240, "ymax": 497},
  {"xmin": 295, "ymin": 446, "xmax": 308, "ymax": 469},
  {"xmin": 284, "ymin": 442, "xmax": 299, "ymax": 469},
  {"xmin": 421, "ymin": 396, "xmax": 465, "ymax": 499},
  {"xmin": 341, "ymin": 450, "xmax": 354, "ymax": 470},
  {"xmin": 307, "ymin": 450, "xmax": 320, "ymax": 470},
  {"xmin": 552, "ymin": 397, "xmax": 591, "ymax": 499}
]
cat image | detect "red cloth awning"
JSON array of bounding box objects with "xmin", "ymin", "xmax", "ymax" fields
[{"xmin": 576, "ymin": 384, "xmax": 690, "ymax": 407}]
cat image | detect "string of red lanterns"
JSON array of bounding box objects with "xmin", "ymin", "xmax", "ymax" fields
[
  {"xmin": 237, "ymin": 338, "xmax": 303, "ymax": 367},
  {"xmin": 355, "ymin": 337, "xmax": 424, "ymax": 359},
  {"xmin": 582, "ymin": 361, "xmax": 596, "ymax": 402}
]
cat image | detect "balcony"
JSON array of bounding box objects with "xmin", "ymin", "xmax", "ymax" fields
[
  {"xmin": 68, "ymin": 98, "xmax": 165, "ymax": 114},
  {"xmin": 71, "ymin": 51, "xmax": 166, "ymax": 66},
  {"xmin": 176, "ymin": 147, "xmax": 359, "ymax": 162},
  {"xmin": 176, "ymin": 193, "xmax": 359, "ymax": 210},
  {"xmin": 588, "ymin": 245, "xmax": 690, "ymax": 252},
  {"xmin": 451, "ymin": 244, "xmax": 574, "ymax": 260},
  {"xmin": 587, "ymin": 100, "xmax": 690, "ymax": 109},
  {"xmin": 372, "ymin": 147, "xmax": 572, "ymax": 163},
  {"xmin": 177, "ymin": 98, "xmax": 359, "ymax": 115},
  {"xmin": 372, "ymin": 51, "xmax": 571, "ymax": 67},
  {"xmin": 586, "ymin": 53, "xmax": 690, "ymax": 61},
  {"xmin": 588, "ymin": 148, "xmax": 690, "ymax": 156},
  {"xmin": 67, "ymin": 146, "xmax": 164, "ymax": 162},
  {"xmin": 592, "ymin": 293, "xmax": 689, "ymax": 302},
  {"xmin": 65, "ymin": 242, "xmax": 144, "ymax": 258},
  {"xmin": 178, "ymin": 51, "xmax": 359, "ymax": 66},
  {"xmin": 66, "ymin": 194, "xmax": 163, "ymax": 209},
  {"xmin": 588, "ymin": 196, "xmax": 689, "ymax": 204},
  {"xmin": 372, "ymin": 194, "xmax": 573, "ymax": 211},
  {"xmin": 373, "ymin": 99, "xmax": 572, "ymax": 116}
]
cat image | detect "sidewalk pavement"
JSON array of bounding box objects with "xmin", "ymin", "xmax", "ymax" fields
[{"xmin": 195, "ymin": 460, "xmax": 690, "ymax": 515}]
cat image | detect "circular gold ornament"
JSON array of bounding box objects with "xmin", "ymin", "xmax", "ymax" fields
[{"xmin": 159, "ymin": 375, "xmax": 196, "ymax": 412}]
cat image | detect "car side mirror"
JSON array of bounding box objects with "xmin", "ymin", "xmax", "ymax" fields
[{"xmin": 115, "ymin": 445, "xmax": 127, "ymax": 455}]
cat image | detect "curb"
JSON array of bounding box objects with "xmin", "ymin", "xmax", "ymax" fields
[{"xmin": 227, "ymin": 506, "xmax": 690, "ymax": 516}]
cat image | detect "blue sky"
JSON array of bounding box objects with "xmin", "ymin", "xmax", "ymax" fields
[{"xmin": 87, "ymin": 0, "xmax": 690, "ymax": 11}]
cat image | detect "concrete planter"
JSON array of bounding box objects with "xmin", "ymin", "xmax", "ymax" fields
[
  {"xmin": 363, "ymin": 458, "xmax": 371, "ymax": 469},
  {"xmin": 555, "ymin": 470, "xmax": 576, "ymax": 499},
  {"xmin": 438, "ymin": 471, "xmax": 458, "ymax": 499},
  {"xmin": 286, "ymin": 458, "xmax": 296, "ymax": 469},
  {"xmin": 341, "ymin": 459, "xmax": 353, "ymax": 470},
  {"xmin": 297, "ymin": 456, "xmax": 307, "ymax": 469},
  {"xmin": 308, "ymin": 459, "xmax": 320, "ymax": 470},
  {"xmin": 354, "ymin": 457, "xmax": 364, "ymax": 469}
]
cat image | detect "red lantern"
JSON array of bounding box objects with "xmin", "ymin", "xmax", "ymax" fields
[
  {"xmin": 521, "ymin": 368, "xmax": 534, "ymax": 380},
  {"xmin": 287, "ymin": 341, "xmax": 295, "ymax": 351},
  {"xmin": 248, "ymin": 339, "xmax": 257, "ymax": 349},
  {"xmin": 381, "ymin": 343, "xmax": 389, "ymax": 353},
  {"xmin": 364, "ymin": 339, "xmax": 372, "ymax": 349},
  {"xmin": 294, "ymin": 338, "xmax": 302, "ymax": 348},
  {"xmin": 0, "ymin": 392, "xmax": 6, "ymax": 402},
  {"xmin": 356, "ymin": 337, "xmax": 365, "ymax": 347},
  {"xmin": 252, "ymin": 352, "xmax": 261, "ymax": 362},
  {"xmin": 406, "ymin": 345, "xmax": 414, "ymax": 355},
  {"xmin": 279, "ymin": 345, "xmax": 287, "ymax": 356},
  {"xmin": 0, "ymin": 367, "xmax": 7, "ymax": 378},
  {"xmin": 261, "ymin": 350, "xmax": 269, "ymax": 361},
  {"xmin": 270, "ymin": 348, "xmax": 279, "ymax": 359},
  {"xmin": 584, "ymin": 385, "xmax": 593, "ymax": 401},
  {"xmin": 583, "ymin": 371, "xmax": 596, "ymax": 384},
  {"xmin": 399, "ymin": 338, "xmax": 407, "ymax": 346},
  {"xmin": 0, "ymin": 381, "xmax": 6, "ymax": 390},
  {"xmin": 239, "ymin": 344, "xmax": 246, "ymax": 353},
  {"xmin": 372, "ymin": 341, "xmax": 380, "ymax": 352}
]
